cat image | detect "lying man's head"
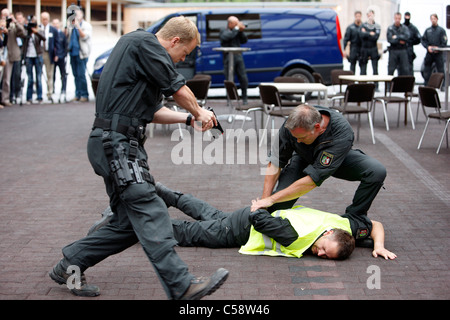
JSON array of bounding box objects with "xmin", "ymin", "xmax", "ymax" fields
[{"xmin": 310, "ymin": 229, "xmax": 355, "ymax": 260}]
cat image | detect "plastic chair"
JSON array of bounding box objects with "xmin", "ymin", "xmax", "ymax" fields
[
  {"xmin": 258, "ymin": 84, "xmax": 296, "ymax": 146},
  {"xmin": 331, "ymin": 83, "xmax": 376, "ymax": 144},
  {"xmin": 186, "ymin": 77, "xmax": 211, "ymax": 107},
  {"xmin": 374, "ymin": 76, "xmax": 415, "ymax": 131},
  {"xmin": 415, "ymin": 73, "xmax": 444, "ymax": 121},
  {"xmin": 224, "ymin": 80, "xmax": 263, "ymax": 141},
  {"xmin": 417, "ymin": 86, "xmax": 450, "ymax": 154}
]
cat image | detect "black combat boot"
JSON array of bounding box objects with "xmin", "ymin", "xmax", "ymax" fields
[
  {"xmin": 180, "ymin": 268, "xmax": 229, "ymax": 300},
  {"xmin": 49, "ymin": 259, "xmax": 100, "ymax": 297}
]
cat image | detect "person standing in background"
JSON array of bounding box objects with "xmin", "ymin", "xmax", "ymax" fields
[
  {"xmin": 52, "ymin": 18, "xmax": 68, "ymax": 103},
  {"xmin": 67, "ymin": 8, "xmax": 91, "ymax": 102},
  {"xmin": 403, "ymin": 12, "xmax": 421, "ymax": 76},
  {"xmin": 40, "ymin": 12, "xmax": 59, "ymax": 103},
  {"xmin": 343, "ymin": 11, "xmax": 362, "ymax": 74},
  {"xmin": 421, "ymin": 13, "xmax": 447, "ymax": 87}
]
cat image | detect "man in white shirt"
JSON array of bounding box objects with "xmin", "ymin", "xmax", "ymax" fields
[{"xmin": 40, "ymin": 12, "xmax": 59, "ymax": 103}]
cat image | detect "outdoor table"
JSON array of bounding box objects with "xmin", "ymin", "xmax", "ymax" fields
[
  {"xmin": 213, "ymin": 47, "xmax": 252, "ymax": 123},
  {"xmin": 260, "ymin": 82, "xmax": 329, "ymax": 106}
]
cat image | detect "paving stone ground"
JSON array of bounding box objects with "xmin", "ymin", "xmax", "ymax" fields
[{"xmin": 0, "ymin": 93, "xmax": 449, "ymax": 307}]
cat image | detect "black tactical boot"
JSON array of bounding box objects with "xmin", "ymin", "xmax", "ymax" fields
[
  {"xmin": 49, "ymin": 259, "xmax": 100, "ymax": 297},
  {"xmin": 180, "ymin": 268, "xmax": 229, "ymax": 300},
  {"xmin": 155, "ymin": 182, "xmax": 183, "ymax": 208}
]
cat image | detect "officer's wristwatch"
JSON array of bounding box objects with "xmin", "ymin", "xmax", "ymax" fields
[{"xmin": 186, "ymin": 114, "xmax": 193, "ymax": 126}]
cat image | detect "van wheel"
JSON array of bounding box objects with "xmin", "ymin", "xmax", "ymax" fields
[{"xmin": 283, "ymin": 68, "xmax": 315, "ymax": 101}]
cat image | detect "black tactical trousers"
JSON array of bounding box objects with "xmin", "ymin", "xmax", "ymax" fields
[
  {"xmin": 269, "ymin": 149, "xmax": 386, "ymax": 216},
  {"xmin": 171, "ymin": 194, "xmax": 252, "ymax": 248},
  {"xmin": 223, "ymin": 53, "xmax": 248, "ymax": 98},
  {"xmin": 62, "ymin": 128, "xmax": 193, "ymax": 299},
  {"xmin": 388, "ymin": 49, "xmax": 409, "ymax": 76}
]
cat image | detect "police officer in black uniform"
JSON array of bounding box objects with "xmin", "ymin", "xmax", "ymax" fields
[
  {"xmin": 359, "ymin": 9, "xmax": 381, "ymax": 78},
  {"xmin": 403, "ymin": 12, "xmax": 421, "ymax": 76},
  {"xmin": 219, "ymin": 16, "xmax": 249, "ymax": 104},
  {"xmin": 421, "ymin": 13, "xmax": 448, "ymax": 86},
  {"xmin": 387, "ymin": 12, "xmax": 410, "ymax": 76},
  {"xmin": 252, "ymin": 105, "xmax": 387, "ymax": 240},
  {"xmin": 343, "ymin": 11, "xmax": 362, "ymax": 74},
  {"xmin": 49, "ymin": 17, "xmax": 229, "ymax": 300}
]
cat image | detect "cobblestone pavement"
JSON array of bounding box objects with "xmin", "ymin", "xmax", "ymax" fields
[{"xmin": 0, "ymin": 94, "xmax": 448, "ymax": 304}]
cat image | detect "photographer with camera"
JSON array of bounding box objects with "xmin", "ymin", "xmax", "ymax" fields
[
  {"xmin": 22, "ymin": 15, "xmax": 45, "ymax": 104},
  {"xmin": 0, "ymin": 8, "xmax": 25, "ymax": 107},
  {"xmin": 66, "ymin": 7, "xmax": 91, "ymax": 102}
]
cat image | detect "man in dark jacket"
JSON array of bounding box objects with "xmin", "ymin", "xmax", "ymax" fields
[
  {"xmin": 219, "ymin": 16, "xmax": 249, "ymax": 103},
  {"xmin": 49, "ymin": 17, "xmax": 227, "ymax": 300},
  {"xmin": 387, "ymin": 12, "xmax": 410, "ymax": 76},
  {"xmin": 343, "ymin": 11, "xmax": 362, "ymax": 74},
  {"xmin": 252, "ymin": 105, "xmax": 386, "ymax": 220},
  {"xmin": 403, "ymin": 12, "xmax": 421, "ymax": 76},
  {"xmin": 421, "ymin": 13, "xmax": 448, "ymax": 86}
]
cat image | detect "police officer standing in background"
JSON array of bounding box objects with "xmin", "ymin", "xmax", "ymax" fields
[
  {"xmin": 220, "ymin": 16, "xmax": 249, "ymax": 104},
  {"xmin": 403, "ymin": 12, "xmax": 421, "ymax": 76},
  {"xmin": 421, "ymin": 13, "xmax": 448, "ymax": 87},
  {"xmin": 387, "ymin": 12, "xmax": 410, "ymax": 76},
  {"xmin": 359, "ymin": 9, "xmax": 381, "ymax": 88},
  {"xmin": 343, "ymin": 11, "xmax": 362, "ymax": 74},
  {"xmin": 49, "ymin": 17, "xmax": 228, "ymax": 300}
]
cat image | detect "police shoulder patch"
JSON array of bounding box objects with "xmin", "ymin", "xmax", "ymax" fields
[{"xmin": 319, "ymin": 151, "xmax": 334, "ymax": 167}]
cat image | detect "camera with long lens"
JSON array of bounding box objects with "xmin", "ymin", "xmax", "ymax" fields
[{"xmin": 26, "ymin": 15, "xmax": 37, "ymax": 32}]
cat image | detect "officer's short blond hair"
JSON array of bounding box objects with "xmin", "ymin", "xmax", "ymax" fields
[{"xmin": 156, "ymin": 16, "xmax": 200, "ymax": 45}]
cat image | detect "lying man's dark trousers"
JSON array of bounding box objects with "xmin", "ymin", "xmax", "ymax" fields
[{"xmin": 171, "ymin": 194, "xmax": 298, "ymax": 248}]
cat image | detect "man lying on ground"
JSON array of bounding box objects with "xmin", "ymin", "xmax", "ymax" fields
[{"xmin": 89, "ymin": 183, "xmax": 396, "ymax": 261}]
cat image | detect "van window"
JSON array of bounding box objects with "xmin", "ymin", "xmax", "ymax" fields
[
  {"xmin": 262, "ymin": 14, "xmax": 325, "ymax": 37},
  {"xmin": 149, "ymin": 14, "xmax": 198, "ymax": 33},
  {"xmin": 206, "ymin": 13, "xmax": 262, "ymax": 41}
]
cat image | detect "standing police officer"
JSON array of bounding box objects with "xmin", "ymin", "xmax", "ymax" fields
[
  {"xmin": 403, "ymin": 12, "xmax": 421, "ymax": 76},
  {"xmin": 343, "ymin": 11, "xmax": 362, "ymax": 74},
  {"xmin": 421, "ymin": 13, "xmax": 448, "ymax": 86},
  {"xmin": 220, "ymin": 16, "xmax": 249, "ymax": 104},
  {"xmin": 49, "ymin": 17, "xmax": 228, "ymax": 300},
  {"xmin": 387, "ymin": 12, "xmax": 410, "ymax": 76},
  {"xmin": 359, "ymin": 9, "xmax": 381, "ymax": 78}
]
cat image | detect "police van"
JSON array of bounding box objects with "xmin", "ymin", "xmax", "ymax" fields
[{"xmin": 91, "ymin": 8, "xmax": 343, "ymax": 93}]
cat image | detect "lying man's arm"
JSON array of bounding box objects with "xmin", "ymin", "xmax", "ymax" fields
[{"xmin": 370, "ymin": 220, "xmax": 397, "ymax": 260}]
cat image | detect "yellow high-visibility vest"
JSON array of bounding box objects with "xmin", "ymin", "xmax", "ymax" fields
[{"xmin": 239, "ymin": 206, "xmax": 352, "ymax": 258}]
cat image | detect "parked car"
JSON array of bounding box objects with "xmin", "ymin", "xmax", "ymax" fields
[{"xmin": 91, "ymin": 8, "xmax": 343, "ymax": 95}]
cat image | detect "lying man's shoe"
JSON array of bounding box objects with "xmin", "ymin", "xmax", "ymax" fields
[
  {"xmin": 49, "ymin": 259, "xmax": 100, "ymax": 297},
  {"xmin": 180, "ymin": 268, "xmax": 229, "ymax": 300},
  {"xmin": 155, "ymin": 182, "xmax": 183, "ymax": 208},
  {"xmin": 87, "ymin": 206, "xmax": 114, "ymax": 236}
]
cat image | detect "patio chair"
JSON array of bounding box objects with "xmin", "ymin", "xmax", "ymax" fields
[
  {"xmin": 331, "ymin": 83, "xmax": 376, "ymax": 144},
  {"xmin": 417, "ymin": 86, "xmax": 450, "ymax": 154}
]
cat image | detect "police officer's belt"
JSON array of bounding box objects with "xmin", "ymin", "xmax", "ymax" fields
[{"xmin": 93, "ymin": 117, "xmax": 147, "ymax": 145}]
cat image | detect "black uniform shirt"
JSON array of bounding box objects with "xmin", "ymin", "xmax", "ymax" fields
[
  {"xmin": 268, "ymin": 106, "xmax": 354, "ymax": 187},
  {"xmin": 421, "ymin": 25, "xmax": 448, "ymax": 49},
  {"xmin": 359, "ymin": 21, "xmax": 381, "ymax": 48},
  {"xmin": 387, "ymin": 24, "xmax": 410, "ymax": 49},
  {"xmin": 95, "ymin": 29, "xmax": 186, "ymax": 124},
  {"xmin": 344, "ymin": 22, "xmax": 362, "ymax": 48}
]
